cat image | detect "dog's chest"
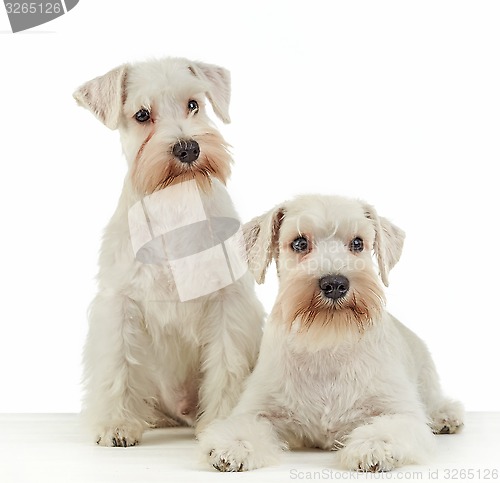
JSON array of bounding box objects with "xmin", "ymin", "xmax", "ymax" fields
[{"xmin": 277, "ymin": 348, "xmax": 372, "ymax": 447}]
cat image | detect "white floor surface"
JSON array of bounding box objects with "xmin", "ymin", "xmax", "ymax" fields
[{"xmin": 1, "ymin": 413, "xmax": 499, "ymax": 483}]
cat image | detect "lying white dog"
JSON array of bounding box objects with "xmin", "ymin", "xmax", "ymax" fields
[{"xmin": 200, "ymin": 194, "xmax": 463, "ymax": 472}]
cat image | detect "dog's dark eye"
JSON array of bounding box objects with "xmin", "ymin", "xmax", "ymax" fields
[
  {"xmin": 291, "ymin": 236, "xmax": 309, "ymax": 253},
  {"xmin": 187, "ymin": 100, "xmax": 199, "ymax": 114},
  {"xmin": 135, "ymin": 109, "xmax": 151, "ymax": 123},
  {"xmin": 349, "ymin": 237, "xmax": 364, "ymax": 252}
]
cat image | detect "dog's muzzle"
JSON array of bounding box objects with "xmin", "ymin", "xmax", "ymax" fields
[
  {"xmin": 172, "ymin": 139, "xmax": 200, "ymax": 164},
  {"xmin": 319, "ymin": 275, "xmax": 350, "ymax": 301}
]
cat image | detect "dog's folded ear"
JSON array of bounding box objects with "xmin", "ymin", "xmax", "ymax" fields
[
  {"xmin": 73, "ymin": 65, "xmax": 128, "ymax": 130},
  {"xmin": 188, "ymin": 62, "xmax": 231, "ymax": 124},
  {"xmin": 243, "ymin": 206, "xmax": 285, "ymax": 284},
  {"xmin": 363, "ymin": 204, "xmax": 405, "ymax": 287}
]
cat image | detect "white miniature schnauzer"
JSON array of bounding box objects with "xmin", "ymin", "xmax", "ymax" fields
[
  {"xmin": 199, "ymin": 195, "xmax": 463, "ymax": 472},
  {"xmin": 73, "ymin": 57, "xmax": 264, "ymax": 447}
]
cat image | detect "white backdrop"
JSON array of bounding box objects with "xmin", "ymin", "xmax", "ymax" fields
[{"xmin": 1, "ymin": 0, "xmax": 499, "ymax": 412}]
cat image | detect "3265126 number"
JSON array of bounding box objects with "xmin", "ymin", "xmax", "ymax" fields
[{"xmin": 5, "ymin": 3, "xmax": 62, "ymax": 15}]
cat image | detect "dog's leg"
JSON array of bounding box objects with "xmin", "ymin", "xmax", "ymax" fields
[
  {"xmin": 196, "ymin": 278, "xmax": 264, "ymax": 432},
  {"xmin": 416, "ymin": 350, "xmax": 465, "ymax": 434},
  {"xmin": 421, "ymin": 366, "xmax": 464, "ymax": 434},
  {"xmin": 395, "ymin": 316, "xmax": 465, "ymax": 435},
  {"xmin": 198, "ymin": 322, "xmax": 287, "ymax": 472},
  {"xmin": 83, "ymin": 293, "xmax": 156, "ymax": 446},
  {"xmin": 339, "ymin": 414, "xmax": 435, "ymax": 472}
]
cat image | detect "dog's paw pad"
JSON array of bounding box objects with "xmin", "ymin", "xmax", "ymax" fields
[
  {"xmin": 341, "ymin": 439, "xmax": 398, "ymax": 472},
  {"xmin": 96, "ymin": 427, "xmax": 141, "ymax": 447}
]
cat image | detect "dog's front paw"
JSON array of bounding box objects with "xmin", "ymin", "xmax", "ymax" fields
[
  {"xmin": 96, "ymin": 426, "xmax": 142, "ymax": 447},
  {"xmin": 430, "ymin": 400, "xmax": 464, "ymax": 434},
  {"xmin": 340, "ymin": 438, "xmax": 398, "ymax": 472},
  {"xmin": 208, "ymin": 443, "xmax": 254, "ymax": 472},
  {"xmin": 198, "ymin": 415, "xmax": 285, "ymax": 472},
  {"xmin": 338, "ymin": 414, "xmax": 434, "ymax": 471}
]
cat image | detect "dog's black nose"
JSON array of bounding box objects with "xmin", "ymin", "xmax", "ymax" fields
[
  {"xmin": 172, "ymin": 139, "xmax": 200, "ymax": 164},
  {"xmin": 319, "ymin": 275, "xmax": 350, "ymax": 301}
]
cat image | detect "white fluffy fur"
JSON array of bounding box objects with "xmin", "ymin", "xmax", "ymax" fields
[
  {"xmin": 74, "ymin": 57, "xmax": 264, "ymax": 446},
  {"xmin": 199, "ymin": 195, "xmax": 464, "ymax": 472}
]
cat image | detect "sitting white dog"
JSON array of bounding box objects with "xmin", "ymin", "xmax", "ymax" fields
[
  {"xmin": 199, "ymin": 195, "xmax": 463, "ymax": 472},
  {"xmin": 73, "ymin": 57, "xmax": 264, "ymax": 447}
]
